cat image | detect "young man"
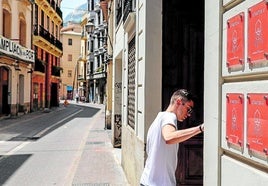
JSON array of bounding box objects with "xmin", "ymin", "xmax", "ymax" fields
[{"xmin": 140, "ymin": 89, "xmax": 204, "ymax": 186}]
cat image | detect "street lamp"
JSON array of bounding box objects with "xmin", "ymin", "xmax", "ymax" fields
[
  {"xmin": 85, "ymin": 21, "xmax": 95, "ymax": 35},
  {"xmin": 85, "ymin": 21, "xmax": 107, "ymax": 41}
]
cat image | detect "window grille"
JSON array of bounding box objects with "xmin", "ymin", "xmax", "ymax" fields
[{"xmin": 127, "ymin": 37, "xmax": 136, "ymax": 129}]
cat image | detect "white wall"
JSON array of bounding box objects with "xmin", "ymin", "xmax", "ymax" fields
[
  {"xmin": 205, "ymin": 0, "xmax": 268, "ymax": 185},
  {"xmin": 204, "ymin": 0, "xmax": 221, "ymax": 185},
  {"xmin": 114, "ymin": 0, "xmax": 163, "ymax": 185}
]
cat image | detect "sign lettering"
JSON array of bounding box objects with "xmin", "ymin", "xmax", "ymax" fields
[{"xmin": 0, "ymin": 35, "xmax": 35, "ymax": 63}]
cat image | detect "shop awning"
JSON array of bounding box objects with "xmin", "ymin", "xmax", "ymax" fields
[{"xmin": 67, "ymin": 86, "xmax": 73, "ymax": 91}]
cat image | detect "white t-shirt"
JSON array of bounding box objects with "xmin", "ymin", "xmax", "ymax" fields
[{"xmin": 140, "ymin": 111, "xmax": 179, "ymax": 186}]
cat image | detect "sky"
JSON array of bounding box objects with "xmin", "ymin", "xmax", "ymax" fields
[{"xmin": 61, "ymin": 0, "xmax": 87, "ymax": 19}]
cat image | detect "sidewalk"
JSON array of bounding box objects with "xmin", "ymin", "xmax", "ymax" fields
[
  {"xmin": 0, "ymin": 100, "xmax": 129, "ymax": 185},
  {"xmin": 62, "ymin": 100, "xmax": 130, "ymax": 186}
]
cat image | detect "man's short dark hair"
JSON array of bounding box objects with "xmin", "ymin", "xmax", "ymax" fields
[{"xmin": 171, "ymin": 89, "xmax": 196, "ymax": 104}]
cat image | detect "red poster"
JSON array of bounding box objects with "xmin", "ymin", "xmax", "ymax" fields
[
  {"xmin": 226, "ymin": 93, "xmax": 244, "ymax": 147},
  {"xmin": 248, "ymin": 1, "xmax": 268, "ymax": 65},
  {"xmin": 227, "ymin": 13, "xmax": 244, "ymax": 68},
  {"xmin": 247, "ymin": 93, "xmax": 268, "ymax": 156}
]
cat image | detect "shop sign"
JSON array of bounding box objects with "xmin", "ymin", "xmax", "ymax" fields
[
  {"xmin": 248, "ymin": 1, "xmax": 268, "ymax": 65},
  {"xmin": 227, "ymin": 13, "xmax": 244, "ymax": 68},
  {"xmin": 0, "ymin": 35, "xmax": 35, "ymax": 63},
  {"xmin": 247, "ymin": 93, "xmax": 268, "ymax": 156},
  {"xmin": 226, "ymin": 93, "xmax": 244, "ymax": 147}
]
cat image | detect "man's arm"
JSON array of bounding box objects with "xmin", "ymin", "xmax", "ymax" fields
[{"xmin": 162, "ymin": 124, "xmax": 204, "ymax": 144}]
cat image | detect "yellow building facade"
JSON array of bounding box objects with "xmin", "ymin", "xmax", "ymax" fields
[{"xmin": 60, "ymin": 23, "xmax": 82, "ymax": 100}]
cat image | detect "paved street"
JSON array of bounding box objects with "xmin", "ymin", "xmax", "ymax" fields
[{"xmin": 0, "ymin": 101, "xmax": 129, "ymax": 186}]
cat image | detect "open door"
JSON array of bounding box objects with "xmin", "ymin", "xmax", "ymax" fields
[
  {"xmin": 0, "ymin": 67, "xmax": 10, "ymax": 116},
  {"xmin": 162, "ymin": 1, "xmax": 204, "ymax": 185}
]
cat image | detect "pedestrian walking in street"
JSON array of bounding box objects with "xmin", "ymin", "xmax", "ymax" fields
[
  {"xmin": 140, "ymin": 89, "xmax": 204, "ymax": 186},
  {"xmin": 75, "ymin": 93, "xmax": 79, "ymax": 103}
]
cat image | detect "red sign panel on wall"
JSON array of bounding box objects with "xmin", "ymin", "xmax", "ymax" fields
[
  {"xmin": 248, "ymin": 1, "xmax": 268, "ymax": 65},
  {"xmin": 226, "ymin": 93, "xmax": 244, "ymax": 148},
  {"xmin": 247, "ymin": 93, "xmax": 268, "ymax": 156},
  {"xmin": 227, "ymin": 13, "xmax": 244, "ymax": 68}
]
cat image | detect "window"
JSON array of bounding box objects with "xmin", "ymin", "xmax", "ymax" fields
[
  {"xmin": 47, "ymin": 16, "xmax": 49, "ymax": 30},
  {"xmin": 56, "ymin": 25, "xmax": 58, "ymax": 39},
  {"xmin": 52, "ymin": 21, "xmax": 54, "ymax": 35},
  {"xmin": 41, "ymin": 11, "xmax": 44, "ymax": 26},
  {"xmin": 90, "ymin": 0, "xmax": 94, "ymax": 11},
  {"xmin": 90, "ymin": 40, "xmax": 94, "ymax": 52},
  {"xmin": 3, "ymin": 9, "xmax": 11, "ymax": 38},
  {"xmin": 68, "ymin": 38, "xmax": 72, "ymax": 45},
  {"xmin": 34, "ymin": 4, "xmax": 38, "ymax": 25},
  {"xmin": 68, "ymin": 54, "xmax": 72, "ymax": 61},
  {"xmin": 68, "ymin": 70, "xmax": 72, "ymax": 77},
  {"xmin": 20, "ymin": 20, "xmax": 26, "ymax": 46}
]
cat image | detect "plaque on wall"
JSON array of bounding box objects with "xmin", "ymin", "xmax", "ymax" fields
[
  {"xmin": 248, "ymin": 1, "xmax": 268, "ymax": 68},
  {"xmin": 226, "ymin": 93, "xmax": 244, "ymax": 149},
  {"xmin": 227, "ymin": 13, "xmax": 244, "ymax": 70},
  {"xmin": 247, "ymin": 93, "xmax": 268, "ymax": 157}
]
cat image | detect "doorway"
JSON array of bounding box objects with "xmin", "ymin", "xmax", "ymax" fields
[
  {"xmin": 0, "ymin": 66, "xmax": 10, "ymax": 115},
  {"xmin": 18, "ymin": 74, "xmax": 25, "ymax": 112},
  {"xmin": 162, "ymin": 0, "xmax": 204, "ymax": 185},
  {"xmin": 50, "ymin": 83, "xmax": 59, "ymax": 107}
]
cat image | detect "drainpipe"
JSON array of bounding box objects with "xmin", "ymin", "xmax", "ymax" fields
[{"xmin": 30, "ymin": 0, "xmax": 34, "ymax": 112}]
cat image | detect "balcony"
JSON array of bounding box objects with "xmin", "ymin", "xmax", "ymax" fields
[
  {"xmin": 50, "ymin": 0, "xmax": 62, "ymax": 18},
  {"xmin": 116, "ymin": 0, "xmax": 123, "ymax": 26},
  {"xmin": 33, "ymin": 25, "xmax": 63, "ymax": 56},
  {"xmin": 98, "ymin": 22, "xmax": 107, "ymax": 31},
  {"xmin": 34, "ymin": 58, "xmax": 45, "ymax": 73},
  {"xmin": 81, "ymin": 31, "xmax": 87, "ymax": 40},
  {"xmin": 89, "ymin": 71, "xmax": 106, "ymax": 80},
  {"xmin": 51, "ymin": 66, "xmax": 62, "ymax": 77},
  {"xmin": 55, "ymin": 6, "xmax": 62, "ymax": 18},
  {"xmin": 116, "ymin": 0, "xmax": 135, "ymax": 26},
  {"xmin": 123, "ymin": 0, "xmax": 134, "ymax": 22},
  {"xmin": 36, "ymin": 0, "xmax": 62, "ymax": 24},
  {"xmin": 94, "ymin": 48, "xmax": 100, "ymax": 56},
  {"xmin": 78, "ymin": 74, "xmax": 86, "ymax": 81}
]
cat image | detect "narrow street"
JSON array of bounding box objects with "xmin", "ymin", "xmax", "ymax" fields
[{"xmin": 0, "ymin": 102, "xmax": 129, "ymax": 186}]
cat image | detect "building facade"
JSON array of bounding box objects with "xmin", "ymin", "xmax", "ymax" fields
[
  {"xmin": 205, "ymin": 0, "xmax": 268, "ymax": 185},
  {"xmin": 111, "ymin": 0, "xmax": 268, "ymax": 186},
  {"xmin": 104, "ymin": 0, "xmax": 114, "ymax": 129},
  {"xmin": 60, "ymin": 23, "xmax": 82, "ymax": 100},
  {"xmin": 86, "ymin": 0, "xmax": 108, "ymax": 104},
  {"xmin": 78, "ymin": 14, "xmax": 88, "ymax": 102},
  {"xmin": 0, "ymin": 0, "xmax": 35, "ymax": 117},
  {"xmin": 32, "ymin": 0, "xmax": 63, "ymax": 110}
]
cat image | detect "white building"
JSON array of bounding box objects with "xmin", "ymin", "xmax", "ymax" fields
[
  {"xmin": 87, "ymin": 0, "xmax": 108, "ymax": 104},
  {"xmin": 111, "ymin": 0, "xmax": 268, "ymax": 185}
]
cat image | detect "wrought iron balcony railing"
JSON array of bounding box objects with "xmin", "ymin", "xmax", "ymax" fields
[
  {"xmin": 33, "ymin": 25, "xmax": 63, "ymax": 51},
  {"xmin": 46, "ymin": 0, "xmax": 62, "ymax": 18},
  {"xmin": 116, "ymin": 0, "xmax": 135, "ymax": 26},
  {"xmin": 51, "ymin": 66, "xmax": 61, "ymax": 77},
  {"xmin": 123, "ymin": 0, "xmax": 134, "ymax": 22},
  {"xmin": 34, "ymin": 58, "xmax": 45, "ymax": 73}
]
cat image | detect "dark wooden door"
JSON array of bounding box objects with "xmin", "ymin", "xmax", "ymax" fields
[
  {"xmin": 0, "ymin": 67, "xmax": 10, "ymax": 115},
  {"xmin": 162, "ymin": 1, "xmax": 204, "ymax": 185},
  {"xmin": 51, "ymin": 83, "xmax": 59, "ymax": 107}
]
